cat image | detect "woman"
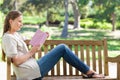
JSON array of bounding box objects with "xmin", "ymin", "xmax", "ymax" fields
[{"xmin": 1, "ymin": 10, "xmax": 104, "ymax": 80}]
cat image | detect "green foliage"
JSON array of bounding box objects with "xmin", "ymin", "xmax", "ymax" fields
[
  {"xmin": 0, "ymin": 0, "xmax": 3, "ymax": 5},
  {"xmin": 59, "ymin": 21, "xmax": 64, "ymax": 28},
  {"xmin": 22, "ymin": 15, "xmax": 115, "ymax": 30},
  {"xmin": 80, "ymin": 18, "xmax": 93, "ymax": 29},
  {"xmin": 115, "ymin": 7, "xmax": 120, "ymax": 21},
  {"xmin": 40, "ymin": 26, "xmax": 52, "ymax": 33},
  {"xmin": 26, "ymin": 0, "xmax": 63, "ymax": 13},
  {"xmin": 92, "ymin": 0, "xmax": 120, "ymax": 23},
  {"xmin": 23, "ymin": 16, "xmax": 46, "ymax": 24},
  {"xmin": 0, "ymin": 11, "xmax": 4, "ymax": 28},
  {"xmin": 80, "ymin": 18, "xmax": 112, "ymax": 30},
  {"xmin": 116, "ymin": 22, "xmax": 120, "ymax": 30},
  {"xmin": 99, "ymin": 22, "xmax": 112, "ymax": 30},
  {"xmin": 0, "ymin": 12, "xmax": 2, "ymax": 23},
  {"xmin": 1, "ymin": 0, "xmax": 27, "ymax": 14},
  {"xmin": 78, "ymin": 0, "xmax": 89, "ymax": 6},
  {"xmin": 48, "ymin": 13, "xmax": 65, "ymax": 23}
]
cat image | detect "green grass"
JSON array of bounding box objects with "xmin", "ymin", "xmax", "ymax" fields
[{"xmin": 19, "ymin": 26, "xmax": 120, "ymax": 51}]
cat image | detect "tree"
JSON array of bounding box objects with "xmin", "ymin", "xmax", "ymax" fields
[
  {"xmin": 93, "ymin": 0, "xmax": 120, "ymax": 31},
  {"xmin": 25, "ymin": 0, "xmax": 90, "ymax": 37},
  {"xmin": 1, "ymin": 0, "xmax": 26, "ymax": 13},
  {"xmin": 25, "ymin": 0, "xmax": 63, "ymax": 26},
  {"xmin": 70, "ymin": 0, "xmax": 80, "ymax": 29},
  {"xmin": 61, "ymin": 0, "xmax": 69, "ymax": 37},
  {"xmin": 70, "ymin": 0, "xmax": 90, "ymax": 29},
  {"xmin": 25, "ymin": 0, "xmax": 69, "ymax": 37}
]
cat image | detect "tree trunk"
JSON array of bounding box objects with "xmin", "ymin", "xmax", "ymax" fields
[
  {"xmin": 71, "ymin": 0, "xmax": 80, "ymax": 29},
  {"xmin": 46, "ymin": 8, "xmax": 49, "ymax": 26},
  {"xmin": 13, "ymin": 0, "xmax": 18, "ymax": 10},
  {"xmin": 61, "ymin": 0, "xmax": 68, "ymax": 38},
  {"xmin": 111, "ymin": 12, "xmax": 116, "ymax": 31}
]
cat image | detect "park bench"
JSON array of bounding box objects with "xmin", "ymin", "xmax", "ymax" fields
[{"xmin": 7, "ymin": 39, "xmax": 120, "ymax": 80}]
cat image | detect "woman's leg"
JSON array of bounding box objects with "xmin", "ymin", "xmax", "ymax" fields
[{"xmin": 37, "ymin": 44, "xmax": 90, "ymax": 78}]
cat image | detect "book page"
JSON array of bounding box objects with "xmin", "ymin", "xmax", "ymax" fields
[{"xmin": 29, "ymin": 29, "xmax": 48, "ymax": 47}]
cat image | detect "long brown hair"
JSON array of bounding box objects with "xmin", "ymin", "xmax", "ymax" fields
[{"xmin": 2, "ymin": 10, "xmax": 22, "ymax": 61}]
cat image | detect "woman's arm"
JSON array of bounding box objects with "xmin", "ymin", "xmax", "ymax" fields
[
  {"xmin": 12, "ymin": 46, "xmax": 39, "ymax": 66},
  {"xmin": 12, "ymin": 32, "xmax": 49, "ymax": 66}
]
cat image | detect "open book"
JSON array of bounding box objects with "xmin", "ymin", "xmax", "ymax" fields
[{"xmin": 29, "ymin": 29, "xmax": 48, "ymax": 47}]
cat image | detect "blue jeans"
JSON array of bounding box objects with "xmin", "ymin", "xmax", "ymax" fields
[{"xmin": 34, "ymin": 44, "xmax": 90, "ymax": 80}]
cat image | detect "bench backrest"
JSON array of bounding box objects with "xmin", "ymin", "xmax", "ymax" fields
[
  {"xmin": 39, "ymin": 39, "xmax": 108, "ymax": 76},
  {"xmin": 7, "ymin": 39, "xmax": 109, "ymax": 79}
]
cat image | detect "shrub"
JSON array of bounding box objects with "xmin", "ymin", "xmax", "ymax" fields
[
  {"xmin": 116, "ymin": 21, "xmax": 120, "ymax": 30},
  {"xmin": 59, "ymin": 21, "xmax": 64, "ymax": 28},
  {"xmin": 81, "ymin": 18, "xmax": 94, "ymax": 29},
  {"xmin": 100, "ymin": 22, "xmax": 112, "ymax": 30},
  {"xmin": 80, "ymin": 18, "xmax": 112, "ymax": 30},
  {"xmin": 23, "ymin": 16, "xmax": 46, "ymax": 24}
]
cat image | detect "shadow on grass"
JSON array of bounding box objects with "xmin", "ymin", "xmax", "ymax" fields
[
  {"xmin": 52, "ymin": 29, "xmax": 113, "ymax": 40},
  {"xmin": 68, "ymin": 29, "xmax": 112, "ymax": 40},
  {"xmin": 107, "ymin": 39, "xmax": 120, "ymax": 51},
  {"xmin": 51, "ymin": 29, "xmax": 120, "ymax": 51},
  {"xmin": 19, "ymin": 27, "xmax": 37, "ymax": 33}
]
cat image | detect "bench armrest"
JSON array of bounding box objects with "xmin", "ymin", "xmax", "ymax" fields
[
  {"xmin": 24, "ymin": 40, "xmax": 30, "ymax": 45},
  {"xmin": 107, "ymin": 55, "xmax": 120, "ymax": 62},
  {"xmin": 106, "ymin": 55, "xmax": 120, "ymax": 79}
]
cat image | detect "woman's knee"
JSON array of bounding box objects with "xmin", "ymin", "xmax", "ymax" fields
[
  {"xmin": 56, "ymin": 44, "xmax": 69, "ymax": 52},
  {"xmin": 58, "ymin": 44, "xmax": 67, "ymax": 48}
]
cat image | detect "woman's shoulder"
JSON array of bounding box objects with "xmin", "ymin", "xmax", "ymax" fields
[
  {"xmin": 2, "ymin": 33, "xmax": 12, "ymax": 38},
  {"xmin": 2, "ymin": 32, "xmax": 17, "ymax": 41},
  {"xmin": 2, "ymin": 32, "xmax": 24, "ymax": 42},
  {"xmin": 2, "ymin": 33, "xmax": 14, "ymax": 38}
]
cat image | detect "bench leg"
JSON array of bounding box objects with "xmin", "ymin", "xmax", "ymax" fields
[
  {"xmin": 7, "ymin": 59, "xmax": 11, "ymax": 80},
  {"xmin": 117, "ymin": 62, "xmax": 120, "ymax": 80}
]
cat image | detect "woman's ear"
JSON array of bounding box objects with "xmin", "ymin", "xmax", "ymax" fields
[{"xmin": 9, "ymin": 19, "xmax": 12, "ymax": 24}]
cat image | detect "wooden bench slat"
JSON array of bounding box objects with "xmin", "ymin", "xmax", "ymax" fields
[
  {"xmin": 50, "ymin": 45, "xmax": 55, "ymax": 75},
  {"xmin": 38, "ymin": 49, "xmax": 42, "ymax": 58},
  {"xmin": 57, "ymin": 60, "xmax": 60, "ymax": 75},
  {"xmin": 63, "ymin": 60, "xmax": 67, "ymax": 75},
  {"xmin": 7, "ymin": 58, "xmax": 11, "ymax": 80},
  {"xmin": 103, "ymin": 39, "xmax": 109, "ymax": 76},
  {"xmin": 98, "ymin": 45, "xmax": 102, "ymax": 74},
  {"xmin": 44, "ymin": 45, "xmax": 48, "ymax": 54},
  {"xmin": 86, "ymin": 45, "xmax": 90, "ymax": 66},
  {"xmin": 44, "ymin": 40, "xmax": 103, "ymax": 46},
  {"xmin": 117, "ymin": 62, "xmax": 120, "ymax": 80},
  {"xmin": 80, "ymin": 45, "xmax": 84, "ymax": 62},
  {"xmin": 68, "ymin": 45, "xmax": 73, "ymax": 75},
  {"xmin": 92, "ymin": 45, "xmax": 96, "ymax": 71},
  {"xmin": 74, "ymin": 45, "xmax": 79, "ymax": 75}
]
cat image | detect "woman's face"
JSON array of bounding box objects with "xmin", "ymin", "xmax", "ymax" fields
[{"xmin": 9, "ymin": 15, "xmax": 23, "ymax": 32}]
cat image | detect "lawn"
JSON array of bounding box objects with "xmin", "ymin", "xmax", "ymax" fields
[{"xmin": 18, "ymin": 26, "xmax": 120, "ymax": 52}]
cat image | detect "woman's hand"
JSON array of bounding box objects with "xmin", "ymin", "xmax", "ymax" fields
[
  {"xmin": 46, "ymin": 32, "xmax": 49, "ymax": 38},
  {"xmin": 30, "ymin": 46, "xmax": 39, "ymax": 54}
]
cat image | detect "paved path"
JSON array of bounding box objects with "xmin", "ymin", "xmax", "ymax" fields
[{"xmin": 0, "ymin": 62, "xmax": 6, "ymax": 80}]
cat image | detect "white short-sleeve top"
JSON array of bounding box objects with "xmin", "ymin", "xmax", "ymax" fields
[{"xmin": 2, "ymin": 32, "xmax": 41, "ymax": 80}]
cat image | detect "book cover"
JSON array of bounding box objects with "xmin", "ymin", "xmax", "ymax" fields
[{"xmin": 29, "ymin": 29, "xmax": 48, "ymax": 47}]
